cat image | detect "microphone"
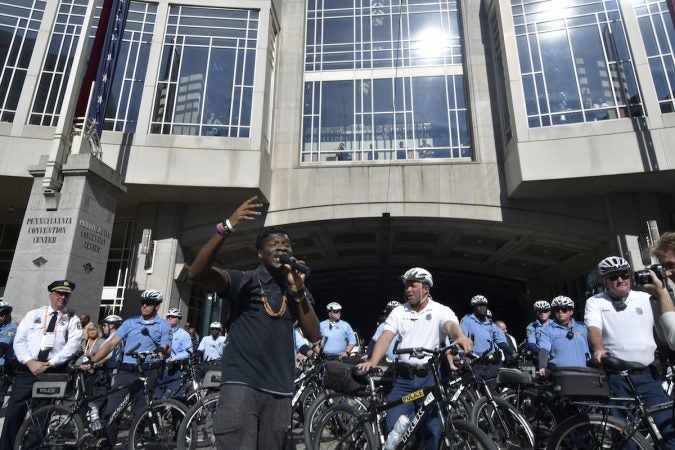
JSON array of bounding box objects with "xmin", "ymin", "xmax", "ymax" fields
[{"xmin": 279, "ymin": 254, "xmax": 311, "ymax": 275}]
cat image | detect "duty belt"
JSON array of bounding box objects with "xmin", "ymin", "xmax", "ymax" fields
[{"xmin": 396, "ymin": 362, "xmax": 430, "ymax": 379}]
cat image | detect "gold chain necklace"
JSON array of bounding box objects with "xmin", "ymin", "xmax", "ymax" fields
[{"xmin": 257, "ymin": 274, "xmax": 287, "ymax": 318}]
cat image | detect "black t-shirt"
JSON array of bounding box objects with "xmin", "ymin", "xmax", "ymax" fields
[{"xmin": 220, "ymin": 265, "xmax": 312, "ymax": 395}]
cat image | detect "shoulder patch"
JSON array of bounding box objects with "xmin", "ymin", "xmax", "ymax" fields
[
  {"xmin": 76, "ymin": 321, "xmax": 82, "ymax": 330},
  {"xmin": 7, "ymin": 331, "xmax": 14, "ymax": 337}
]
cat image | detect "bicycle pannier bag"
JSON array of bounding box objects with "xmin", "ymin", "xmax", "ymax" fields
[
  {"xmin": 32, "ymin": 373, "xmax": 71, "ymax": 398},
  {"xmin": 551, "ymin": 366, "xmax": 610, "ymax": 397}
]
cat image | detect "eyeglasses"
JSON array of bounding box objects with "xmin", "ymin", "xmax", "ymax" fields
[
  {"xmin": 607, "ymin": 273, "xmax": 631, "ymax": 281},
  {"xmin": 566, "ymin": 329, "xmax": 574, "ymax": 340},
  {"xmin": 51, "ymin": 291, "xmax": 71, "ymax": 297},
  {"xmin": 553, "ymin": 307, "xmax": 572, "ymax": 313}
]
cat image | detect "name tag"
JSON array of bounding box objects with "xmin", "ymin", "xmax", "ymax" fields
[{"xmin": 40, "ymin": 332, "xmax": 56, "ymax": 350}]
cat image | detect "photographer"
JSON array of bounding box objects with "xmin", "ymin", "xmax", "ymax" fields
[{"xmin": 642, "ymin": 231, "xmax": 675, "ymax": 349}]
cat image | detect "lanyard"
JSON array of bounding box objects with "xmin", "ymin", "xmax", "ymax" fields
[{"xmin": 42, "ymin": 308, "xmax": 61, "ymax": 334}]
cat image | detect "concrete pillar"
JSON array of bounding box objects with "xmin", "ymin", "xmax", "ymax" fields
[
  {"xmin": 121, "ymin": 202, "xmax": 189, "ymax": 318},
  {"xmin": 4, "ymin": 153, "xmax": 126, "ymax": 321}
]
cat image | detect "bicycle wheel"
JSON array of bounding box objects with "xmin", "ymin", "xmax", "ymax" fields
[
  {"xmin": 440, "ymin": 419, "xmax": 499, "ymax": 450},
  {"xmin": 502, "ymin": 389, "xmax": 558, "ymax": 449},
  {"xmin": 176, "ymin": 392, "xmax": 219, "ymax": 450},
  {"xmin": 128, "ymin": 398, "xmax": 187, "ymax": 449},
  {"xmin": 546, "ymin": 413, "xmax": 650, "ymax": 450},
  {"xmin": 14, "ymin": 404, "xmax": 85, "ymax": 450},
  {"xmin": 470, "ymin": 396, "xmax": 535, "ymax": 449},
  {"xmin": 311, "ymin": 403, "xmax": 377, "ymax": 450},
  {"xmin": 303, "ymin": 391, "xmax": 368, "ymax": 448}
]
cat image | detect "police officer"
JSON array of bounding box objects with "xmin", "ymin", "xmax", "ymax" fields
[
  {"xmin": 537, "ymin": 296, "xmax": 589, "ymax": 376},
  {"xmin": 89, "ymin": 314, "xmax": 124, "ymax": 409},
  {"xmin": 319, "ymin": 302, "xmax": 356, "ymax": 359},
  {"xmin": 460, "ymin": 294, "xmax": 512, "ymax": 381},
  {"xmin": 357, "ymin": 267, "xmax": 473, "ymax": 450},
  {"xmin": 526, "ymin": 300, "xmax": 551, "ymax": 354},
  {"xmin": 156, "ymin": 308, "xmax": 191, "ymax": 400},
  {"xmin": 0, "ymin": 300, "xmax": 17, "ymax": 403},
  {"xmin": 197, "ymin": 321, "xmax": 226, "ymax": 363},
  {"xmin": 0, "ymin": 280, "xmax": 82, "ymax": 450},
  {"xmin": 86, "ymin": 290, "xmax": 171, "ymax": 446},
  {"xmin": 586, "ymin": 256, "xmax": 675, "ymax": 446},
  {"xmin": 367, "ymin": 300, "xmax": 401, "ymax": 363}
]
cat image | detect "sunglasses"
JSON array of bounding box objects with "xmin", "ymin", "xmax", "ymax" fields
[
  {"xmin": 536, "ymin": 310, "xmax": 551, "ymax": 314},
  {"xmin": 553, "ymin": 307, "xmax": 572, "ymax": 313},
  {"xmin": 141, "ymin": 301, "xmax": 158, "ymax": 306},
  {"xmin": 607, "ymin": 273, "xmax": 631, "ymax": 281}
]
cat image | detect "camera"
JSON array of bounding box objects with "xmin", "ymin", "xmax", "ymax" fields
[{"xmin": 633, "ymin": 264, "xmax": 668, "ymax": 286}]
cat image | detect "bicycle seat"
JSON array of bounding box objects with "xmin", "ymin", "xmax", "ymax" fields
[
  {"xmin": 496, "ymin": 368, "xmax": 533, "ymax": 386},
  {"xmin": 602, "ymin": 355, "xmax": 646, "ymax": 372}
]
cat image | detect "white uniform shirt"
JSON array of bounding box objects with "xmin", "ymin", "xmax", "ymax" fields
[
  {"xmin": 659, "ymin": 311, "xmax": 675, "ymax": 351},
  {"xmin": 584, "ymin": 290, "xmax": 656, "ymax": 366},
  {"xmin": 383, "ymin": 297, "xmax": 458, "ymax": 366},
  {"xmin": 14, "ymin": 305, "xmax": 83, "ymax": 367}
]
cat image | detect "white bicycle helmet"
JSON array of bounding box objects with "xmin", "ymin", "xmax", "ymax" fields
[
  {"xmin": 326, "ymin": 302, "xmax": 342, "ymax": 311},
  {"xmin": 470, "ymin": 295, "xmax": 488, "ymax": 306},
  {"xmin": 551, "ymin": 296, "xmax": 575, "ymax": 309},
  {"xmin": 209, "ymin": 321, "xmax": 223, "ymax": 330},
  {"xmin": 597, "ymin": 256, "xmax": 630, "ymax": 277},
  {"xmin": 533, "ymin": 300, "xmax": 551, "ymax": 312},
  {"xmin": 0, "ymin": 300, "xmax": 12, "ymax": 314},
  {"xmin": 400, "ymin": 267, "xmax": 434, "ymax": 287},
  {"xmin": 166, "ymin": 308, "xmax": 183, "ymax": 318},
  {"xmin": 386, "ymin": 300, "xmax": 401, "ymax": 309},
  {"xmin": 102, "ymin": 314, "xmax": 123, "ymax": 325},
  {"xmin": 140, "ymin": 289, "xmax": 164, "ymax": 303}
]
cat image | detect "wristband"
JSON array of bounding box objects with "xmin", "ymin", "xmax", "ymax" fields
[
  {"xmin": 216, "ymin": 220, "xmax": 233, "ymax": 236},
  {"xmin": 294, "ymin": 293, "xmax": 307, "ymax": 303},
  {"xmin": 290, "ymin": 285, "xmax": 305, "ymax": 293}
]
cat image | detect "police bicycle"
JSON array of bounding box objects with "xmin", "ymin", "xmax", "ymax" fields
[
  {"xmin": 311, "ymin": 344, "xmax": 497, "ymax": 449},
  {"xmin": 14, "ymin": 346, "xmax": 187, "ymax": 449},
  {"xmin": 545, "ymin": 355, "xmax": 675, "ymax": 449}
]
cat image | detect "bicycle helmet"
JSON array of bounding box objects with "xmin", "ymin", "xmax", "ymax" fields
[
  {"xmin": 209, "ymin": 321, "xmax": 223, "ymax": 330},
  {"xmin": 386, "ymin": 300, "xmax": 401, "ymax": 309},
  {"xmin": 597, "ymin": 256, "xmax": 630, "ymax": 277},
  {"xmin": 102, "ymin": 314, "xmax": 123, "ymax": 325},
  {"xmin": 0, "ymin": 300, "xmax": 12, "ymax": 314},
  {"xmin": 327, "ymin": 302, "xmax": 342, "ymax": 311},
  {"xmin": 551, "ymin": 296, "xmax": 575, "ymax": 309},
  {"xmin": 470, "ymin": 295, "xmax": 488, "ymax": 306},
  {"xmin": 533, "ymin": 300, "xmax": 551, "ymax": 312},
  {"xmin": 140, "ymin": 289, "xmax": 164, "ymax": 303},
  {"xmin": 400, "ymin": 267, "xmax": 434, "ymax": 287},
  {"xmin": 166, "ymin": 308, "xmax": 182, "ymax": 318}
]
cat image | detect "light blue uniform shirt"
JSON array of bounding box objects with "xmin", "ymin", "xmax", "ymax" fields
[
  {"xmin": 116, "ymin": 315, "xmax": 172, "ymax": 364},
  {"xmin": 0, "ymin": 321, "xmax": 17, "ymax": 367},
  {"xmin": 537, "ymin": 319, "xmax": 589, "ymax": 368},
  {"xmin": 526, "ymin": 320, "xmax": 549, "ymax": 353},
  {"xmin": 198, "ymin": 335, "xmax": 226, "ymax": 361},
  {"xmin": 460, "ymin": 313, "xmax": 507, "ymax": 356},
  {"xmin": 371, "ymin": 322, "xmax": 397, "ymax": 361},
  {"xmin": 294, "ymin": 327, "xmax": 310, "ymax": 353},
  {"xmin": 170, "ymin": 326, "xmax": 192, "ymax": 361},
  {"xmin": 320, "ymin": 319, "xmax": 356, "ymax": 356}
]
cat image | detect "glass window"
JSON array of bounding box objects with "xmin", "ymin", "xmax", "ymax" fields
[
  {"xmin": 150, "ymin": 6, "xmax": 258, "ymax": 137},
  {"xmin": 0, "ymin": 0, "xmax": 45, "ymax": 123},
  {"xmin": 302, "ymin": 0, "xmax": 471, "ymax": 162},
  {"xmin": 29, "ymin": 0, "xmax": 103, "ymax": 126},
  {"xmin": 301, "ymin": 74, "xmax": 470, "ymax": 162},
  {"xmin": 100, "ymin": 221, "xmax": 135, "ymax": 317},
  {"xmin": 512, "ymin": 0, "xmax": 642, "ymax": 127},
  {"xmin": 306, "ymin": 0, "xmax": 462, "ymax": 71},
  {"xmin": 633, "ymin": 0, "xmax": 675, "ymax": 113}
]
